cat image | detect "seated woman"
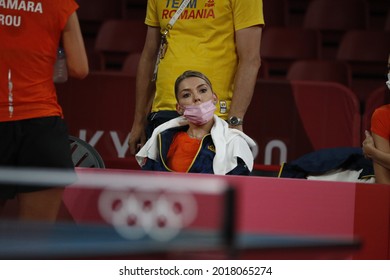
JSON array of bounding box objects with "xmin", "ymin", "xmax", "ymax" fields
[
  {"xmin": 136, "ymin": 70, "xmax": 257, "ymax": 175},
  {"xmin": 362, "ymin": 54, "xmax": 390, "ymax": 184}
]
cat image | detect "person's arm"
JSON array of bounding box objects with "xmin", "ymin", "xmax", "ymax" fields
[
  {"xmin": 128, "ymin": 26, "xmax": 160, "ymax": 155},
  {"xmin": 61, "ymin": 12, "xmax": 88, "ymax": 79},
  {"xmin": 363, "ymin": 130, "xmax": 390, "ymax": 184},
  {"xmin": 228, "ymin": 25, "xmax": 262, "ymax": 131}
]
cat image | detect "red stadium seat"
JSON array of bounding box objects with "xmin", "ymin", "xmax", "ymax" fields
[
  {"xmin": 77, "ymin": 0, "xmax": 124, "ymax": 71},
  {"xmin": 261, "ymin": 27, "xmax": 321, "ymax": 78},
  {"xmin": 303, "ymin": 0, "xmax": 369, "ymax": 58},
  {"xmin": 287, "ymin": 0, "xmax": 313, "ymax": 26},
  {"xmin": 95, "ymin": 19, "xmax": 147, "ymax": 70},
  {"xmin": 336, "ymin": 30, "xmax": 390, "ymax": 104},
  {"xmin": 263, "ymin": 0, "xmax": 289, "ymax": 27},
  {"xmin": 245, "ymin": 80, "xmax": 361, "ymax": 166},
  {"xmin": 122, "ymin": 52, "xmax": 142, "ymax": 77},
  {"xmin": 121, "ymin": 0, "xmax": 147, "ymax": 20},
  {"xmin": 77, "ymin": 0, "xmax": 122, "ymax": 37},
  {"xmin": 287, "ymin": 59, "xmax": 352, "ymax": 88},
  {"xmin": 369, "ymin": 2, "xmax": 390, "ymax": 29},
  {"xmin": 303, "ymin": 0, "xmax": 369, "ymax": 30},
  {"xmin": 337, "ymin": 30, "xmax": 390, "ymax": 66}
]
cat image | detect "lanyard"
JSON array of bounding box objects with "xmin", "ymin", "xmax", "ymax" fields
[
  {"xmin": 165, "ymin": 0, "xmax": 191, "ymax": 33},
  {"xmin": 152, "ymin": 0, "xmax": 191, "ymax": 82}
]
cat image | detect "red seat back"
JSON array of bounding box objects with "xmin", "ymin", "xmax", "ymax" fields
[
  {"xmin": 287, "ymin": 59, "xmax": 352, "ymax": 88},
  {"xmin": 261, "ymin": 27, "xmax": 321, "ymax": 77},
  {"xmin": 245, "ymin": 80, "xmax": 361, "ymax": 165},
  {"xmin": 95, "ymin": 19, "xmax": 147, "ymax": 70}
]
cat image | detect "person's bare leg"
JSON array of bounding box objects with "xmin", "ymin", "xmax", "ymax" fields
[{"xmin": 17, "ymin": 188, "xmax": 64, "ymax": 222}]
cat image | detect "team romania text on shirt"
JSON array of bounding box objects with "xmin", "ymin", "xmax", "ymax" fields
[
  {"xmin": 0, "ymin": 0, "xmax": 78, "ymax": 121},
  {"xmin": 146, "ymin": 0, "xmax": 264, "ymax": 119}
]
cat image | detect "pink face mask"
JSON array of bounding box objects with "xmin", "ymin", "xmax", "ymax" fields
[{"xmin": 183, "ymin": 99, "xmax": 216, "ymax": 125}]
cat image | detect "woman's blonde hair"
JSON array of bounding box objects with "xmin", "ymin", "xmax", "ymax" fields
[{"xmin": 174, "ymin": 70, "xmax": 213, "ymax": 99}]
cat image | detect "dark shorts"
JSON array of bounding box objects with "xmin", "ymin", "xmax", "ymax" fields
[
  {"xmin": 146, "ymin": 110, "xmax": 180, "ymax": 139},
  {"xmin": 0, "ymin": 116, "xmax": 75, "ymax": 199}
]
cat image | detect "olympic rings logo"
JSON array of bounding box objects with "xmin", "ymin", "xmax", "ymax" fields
[{"xmin": 98, "ymin": 188, "xmax": 197, "ymax": 241}]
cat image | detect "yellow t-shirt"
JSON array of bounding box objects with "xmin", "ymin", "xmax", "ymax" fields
[{"xmin": 146, "ymin": 0, "xmax": 264, "ymax": 119}]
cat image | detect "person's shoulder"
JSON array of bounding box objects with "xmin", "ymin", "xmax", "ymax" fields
[
  {"xmin": 375, "ymin": 104, "xmax": 390, "ymax": 111},
  {"xmin": 373, "ymin": 104, "xmax": 390, "ymax": 118}
]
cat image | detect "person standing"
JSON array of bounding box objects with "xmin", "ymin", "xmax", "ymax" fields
[
  {"xmin": 0, "ymin": 0, "xmax": 89, "ymax": 221},
  {"xmin": 128, "ymin": 0, "xmax": 264, "ymax": 155}
]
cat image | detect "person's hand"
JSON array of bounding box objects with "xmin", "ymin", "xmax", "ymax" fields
[
  {"xmin": 362, "ymin": 130, "xmax": 375, "ymax": 158},
  {"xmin": 128, "ymin": 124, "xmax": 146, "ymax": 156}
]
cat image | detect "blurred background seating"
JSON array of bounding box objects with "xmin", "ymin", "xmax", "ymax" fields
[
  {"xmin": 245, "ymin": 80, "xmax": 361, "ymax": 166},
  {"xmin": 386, "ymin": 9, "xmax": 390, "ymax": 31},
  {"xmin": 263, "ymin": 0, "xmax": 289, "ymax": 27},
  {"xmin": 336, "ymin": 30, "xmax": 390, "ymax": 107},
  {"xmin": 121, "ymin": 52, "xmax": 142, "ymax": 76},
  {"xmin": 286, "ymin": 59, "xmax": 352, "ymax": 88},
  {"xmin": 94, "ymin": 19, "xmax": 146, "ymax": 71},
  {"xmin": 121, "ymin": 0, "xmax": 147, "ymax": 19},
  {"xmin": 261, "ymin": 27, "xmax": 321, "ymax": 78},
  {"xmin": 303, "ymin": 0, "xmax": 369, "ymax": 59}
]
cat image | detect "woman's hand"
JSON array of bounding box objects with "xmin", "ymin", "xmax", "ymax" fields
[{"xmin": 362, "ymin": 130, "xmax": 375, "ymax": 158}]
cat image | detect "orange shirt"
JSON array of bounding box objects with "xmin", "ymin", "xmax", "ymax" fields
[
  {"xmin": 166, "ymin": 132, "xmax": 201, "ymax": 172},
  {"xmin": 371, "ymin": 104, "xmax": 390, "ymax": 141},
  {"xmin": 0, "ymin": 0, "xmax": 78, "ymax": 121}
]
